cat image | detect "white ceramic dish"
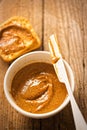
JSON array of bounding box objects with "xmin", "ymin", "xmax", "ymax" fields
[{"xmin": 4, "ymin": 51, "xmax": 74, "ymax": 119}]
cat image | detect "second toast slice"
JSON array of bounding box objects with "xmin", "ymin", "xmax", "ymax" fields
[{"xmin": 0, "ymin": 16, "xmax": 41, "ymax": 62}]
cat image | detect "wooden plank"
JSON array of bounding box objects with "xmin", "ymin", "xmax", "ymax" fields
[
  {"xmin": 58, "ymin": 0, "xmax": 84, "ymax": 129},
  {"xmin": 67, "ymin": 0, "xmax": 87, "ymax": 122},
  {"xmin": 57, "ymin": 0, "xmax": 87, "ymax": 129},
  {"xmin": 43, "ymin": 0, "xmax": 87, "ymax": 130},
  {"xmin": 83, "ymin": 0, "xmax": 87, "ymax": 121},
  {"xmin": 41, "ymin": 116, "xmax": 60, "ymax": 130},
  {"xmin": 43, "ymin": 0, "xmax": 69, "ymax": 60},
  {"xmin": 0, "ymin": 0, "xmax": 42, "ymax": 130}
]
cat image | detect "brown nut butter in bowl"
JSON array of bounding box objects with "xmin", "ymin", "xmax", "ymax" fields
[{"xmin": 11, "ymin": 62, "xmax": 67, "ymax": 114}]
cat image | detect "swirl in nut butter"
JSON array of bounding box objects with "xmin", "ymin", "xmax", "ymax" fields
[{"xmin": 11, "ymin": 62, "xmax": 67, "ymax": 114}]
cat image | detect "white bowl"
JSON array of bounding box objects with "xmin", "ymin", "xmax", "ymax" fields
[{"xmin": 4, "ymin": 51, "xmax": 74, "ymax": 119}]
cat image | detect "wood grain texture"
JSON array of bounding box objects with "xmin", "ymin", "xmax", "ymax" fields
[
  {"xmin": 0, "ymin": 0, "xmax": 87, "ymax": 130},
  {"xmin": 83, "ymin": 0, "xmax": 87, "ymax": 121}
]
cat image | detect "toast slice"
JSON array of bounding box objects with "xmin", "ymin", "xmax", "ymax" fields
[{"xmin": 0, "ymin": 16, "xmax": 41, "ymax": 62}]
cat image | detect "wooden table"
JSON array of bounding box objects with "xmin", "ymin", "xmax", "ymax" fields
[{"xmin": 0, "ymin": 0, "xmax": 87, "ymax": 129}]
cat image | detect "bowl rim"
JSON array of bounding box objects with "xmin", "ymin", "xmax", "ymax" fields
[{"xmin": 4, "ymin": 51, "xmax": 74, "ymax": 119}]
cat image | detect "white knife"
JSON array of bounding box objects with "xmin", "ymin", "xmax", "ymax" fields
[{"xmin": 48, "ymin": 34, "xmax": 87, "ymax": 130}]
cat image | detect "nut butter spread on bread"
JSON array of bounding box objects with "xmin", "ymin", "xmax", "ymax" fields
[{"xmin": 0, "ymin": 16, "xmax": 41, "ymax": 62}]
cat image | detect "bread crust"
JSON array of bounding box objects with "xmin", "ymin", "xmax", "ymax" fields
[{"xmin": 0, "ymin": 16, "xmax": 41, "ymax": 62}]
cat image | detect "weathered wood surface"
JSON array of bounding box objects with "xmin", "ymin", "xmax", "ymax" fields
[{"xmin": 0, "ymin": 0, "xmax": 87, "ymax": 130}]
